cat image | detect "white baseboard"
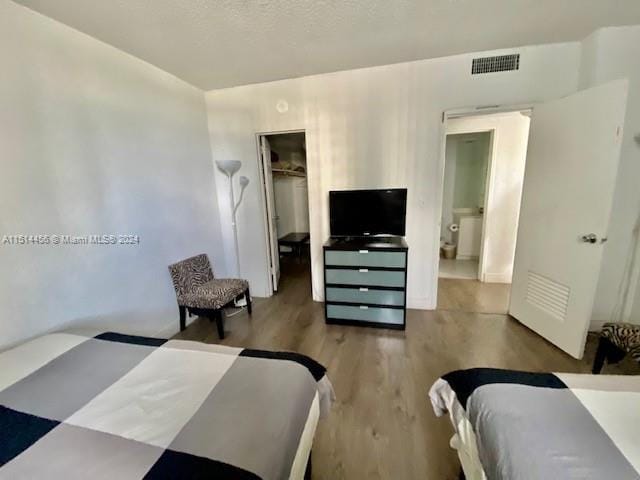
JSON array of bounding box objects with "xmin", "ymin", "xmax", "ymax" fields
[
  {"xmin": 456, "ymin": 255, "xmax": 479, "ymax": 261},
  {"xmin": 589, "ymin": 319, "xmax": 608, "ymax": 332},
  {"xmin": 154, "ymin": 320, "xmax": 180, "ymax": 339},
  {"xmin": 481, "ymin": 272, "xmax": 511, "ymax": 284},
  {"xmin": 407, "ymin": 296, "xmax": 435, "ymax": 310}
]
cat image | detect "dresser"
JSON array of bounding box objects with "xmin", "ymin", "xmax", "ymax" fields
[{"xmin": 323, "ymin": 237, "xmax": 408, "ymax": 330}]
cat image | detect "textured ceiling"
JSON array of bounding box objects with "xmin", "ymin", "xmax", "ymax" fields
[{"xmin": 13, "ymin": 0, "xmax": 640, "ymax": 90}]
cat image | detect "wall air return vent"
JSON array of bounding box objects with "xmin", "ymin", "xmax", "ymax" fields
[
  {"xmin": 525, "ymin": 271, "xmax": 570, "ymax": 322},
  {"xmin": 472, "ymin": 54, "xmax": 520, "ymax": 75}
]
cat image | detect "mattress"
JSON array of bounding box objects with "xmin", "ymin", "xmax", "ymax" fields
[
  {"xmin": 430, "ymin": 368, "xmax": 640, "ymax": 480},
  {"xmin": 0, "ymin": 330, "xmax": 334, "ymax": 479}
]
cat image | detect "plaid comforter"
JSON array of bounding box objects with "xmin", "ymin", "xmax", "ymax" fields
[
  {"xmin": 430, "ymin": 368, "xmax": 640, "ymax": 480},
  {"xmin": 0, "ymin": 330, "xmax": 334, "ymax": 479}
]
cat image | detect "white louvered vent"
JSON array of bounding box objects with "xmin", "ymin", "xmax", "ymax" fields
[
  {"xmin": 472, "ymin": 54, "xmax": 520, "ymax": 74},
  {"xmin": 526, "ymin": 271, "xmax": 570, "ymax": 321}
]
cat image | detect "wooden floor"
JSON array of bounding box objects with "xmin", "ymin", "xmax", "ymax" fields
[
  {"xmin": 174, "ymin": 257, "xmax": 637, "ymax": 480},
  {"xmin": 437, "ymin": 277, "xmax": 511, "ymax": 314}
]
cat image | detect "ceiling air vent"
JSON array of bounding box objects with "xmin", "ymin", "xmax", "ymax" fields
[{"xmin": 472, "ymin": 54, "xmax": 520, "ymax": 75}]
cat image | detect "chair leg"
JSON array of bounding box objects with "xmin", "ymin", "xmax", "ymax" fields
[
  {"xmin": 179, "ymin": 305, "xmax": 186, "ymax": 332},
  {"xmin": 304, "ymin": 450, "xmax": 312, "ymax": 480},
  {"xmin": 214, "ymin": 309, "xmax": 225, "ymax": 340},
  {"xmin": 592, "ymin": 337, "xmax": 618, "ymax": 374},
  {"xmin": 245, "ymin": 288, "xmax": 252, "ymax": 315}
]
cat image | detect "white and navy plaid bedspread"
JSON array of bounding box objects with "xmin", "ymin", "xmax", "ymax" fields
[
  {"xmin": 0, "ymin": 330, "xmax": 334, "ymax": 479},
  {"xmin": 430, "ymin": 368, "xmax": 640, "ymax": 479}
]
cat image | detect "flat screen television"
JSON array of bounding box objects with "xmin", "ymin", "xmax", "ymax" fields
[{"xmin": 329, "ymin": 188, "xmax": 407, "ymax": 237}]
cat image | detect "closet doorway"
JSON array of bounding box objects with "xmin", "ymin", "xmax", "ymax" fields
[{"xmin": 257, "ymin": 131, "xmax": 310, "ymax": 294}]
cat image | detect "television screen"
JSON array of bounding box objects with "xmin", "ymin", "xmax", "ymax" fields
[{"xmin": 329, "ymin": 188, "xmax": 407, "ymax": 237}]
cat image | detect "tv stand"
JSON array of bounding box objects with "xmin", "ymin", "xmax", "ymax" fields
[{"xmin": 323, "ymin": 236, "xmax": 408, "ymax": 330}]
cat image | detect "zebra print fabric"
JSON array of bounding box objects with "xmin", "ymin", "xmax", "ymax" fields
[
  {"xmin": 168, "ymin": 254, "xmax": 248, "ymax": 310},
  {"xmin": 602, "ymin": 322, "xmax": 640, "ymax": 362}
]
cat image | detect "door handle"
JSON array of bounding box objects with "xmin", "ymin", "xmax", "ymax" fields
[{"xmin": 580, "ymin": 233, "xmax": 598, "ymax": 244}]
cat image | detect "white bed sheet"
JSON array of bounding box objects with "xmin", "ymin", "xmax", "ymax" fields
[
  {"xmin": 430, "ymin": 378, "xmax": 487, "ymax": 480},
  {"xmin": 289, "ymin": 392, "xmax": 319, "ymax": 480}
]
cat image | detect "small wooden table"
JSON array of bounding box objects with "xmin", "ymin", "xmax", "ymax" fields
[{"xmin": 278, "ymin": 232, "xmax": 310, "ymax": 261}]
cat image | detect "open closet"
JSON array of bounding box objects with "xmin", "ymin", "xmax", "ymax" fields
[{"xmin": 258, "ymin": 131, "xmax": 310, "ymax": 293}]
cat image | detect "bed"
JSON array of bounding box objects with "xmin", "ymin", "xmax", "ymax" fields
[
  {"xmin": 429, "ymin": 368, "xmax": 640, "ymax": 479},
  {"xmin": 0, "ymin": 329, "xmax": 334, "ymax": 479}
]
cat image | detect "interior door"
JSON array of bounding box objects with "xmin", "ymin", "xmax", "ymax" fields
[
  {"xmin": 509, "ymin": 80, "xmax": 628, "ymax": 359},
  {"xmin": 260, "ymin": 136, "xmax": 281, "ymax": 292}
]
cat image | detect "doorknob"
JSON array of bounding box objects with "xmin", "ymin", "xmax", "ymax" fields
[{"xmin": 580, "ymin": 233, "xmax": 598, "ymax": 244}]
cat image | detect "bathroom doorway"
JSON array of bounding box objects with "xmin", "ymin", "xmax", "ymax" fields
[
  {"xmin": 438, "ymin": 110, "xmax": 531, "ymax": 286},
  {"xmin": 440, "ymin": 131, "xmax": 491, "ymax": 280}
]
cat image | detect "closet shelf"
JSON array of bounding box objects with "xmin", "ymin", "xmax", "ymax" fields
[{"xmin": 272, "ymin": 168, "xmax": 306, "ymax": 178}]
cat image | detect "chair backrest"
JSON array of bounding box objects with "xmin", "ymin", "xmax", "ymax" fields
[{"xmin": 168, "ymin": 254, "xmax": 214, "ymax": 298}]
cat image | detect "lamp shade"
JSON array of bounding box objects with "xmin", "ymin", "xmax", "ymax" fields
[{"xmin": 216, "ymin": 160, "xmax": 241, "ymax": 176}]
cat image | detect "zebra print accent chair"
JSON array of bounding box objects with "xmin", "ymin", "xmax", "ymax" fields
[
  {"xmin": 168, "ymin": 253, "xmax": 251, "ymax": 339},
  {"xmin": 592, "ymin": 322, "xmax": 640, "ymax": 373}
]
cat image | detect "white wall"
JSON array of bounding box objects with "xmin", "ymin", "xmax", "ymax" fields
[
  {"xmin": 452, "ymin": 133, "xmax": 490, "ymax": 210},
  {"xmin": 579, "ymin": 26, "xmax": 640, "ymax": 328},
  {"xmin": 441, "ymin": 133, "xmax": 490, "ymax": 244},
  {"xmin": 0, "ymin": 0, "xmax": 224, "ymax": 349},
  {"xmin": 205, "ymin": 43, "xmax": 580, "ymax": 306},
  {"xmin": 446, "ymin": 112, "xmax": 531, "ymax": 284},
  {"xmin": 273, "ymin": 176, "xmax": 310, "ymax": 237}
]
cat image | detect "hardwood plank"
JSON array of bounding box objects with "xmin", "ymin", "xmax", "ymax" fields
[
  {"xmin": 173, "ymin": 258, "xmax": 638, "ymax": 480},
  {"xmin": 437, "ymin": 277, "xmax": 510, "ymax": 314}
]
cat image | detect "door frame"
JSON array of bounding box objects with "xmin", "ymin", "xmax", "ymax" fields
[
  {"xmin": 255, "ymin": 129, "xmax": 308, "ymax": 296},
  {"xmin": 433, "ymin": 104, "xmax": 533, "ymax": 305}
]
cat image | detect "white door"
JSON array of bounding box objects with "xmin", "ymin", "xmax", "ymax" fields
[
  {"xmin": 260, "ymin": 136, "xmax": 281, "ymax": 292},
  {"xmin": 509, "ymin": 80, "xmax": 628, "ymax": 359}
]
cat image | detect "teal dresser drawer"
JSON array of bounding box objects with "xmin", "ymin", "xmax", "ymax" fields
[
  {"xmin": 326, "ymin": 304, "xmax": 404, "ymax": 325},
  {"xmin": 326, "ymin": 287, "xmax": 405, "ymax": 306},
  {"xmin": 325, "ymin": 268, "xmax": 405, "ymax": 287},
  {"xmin": 323, "ymin": 238, "xmax": 408, "ymax": 329},
  {"xmin": 325, "ymin": 250, "xmax": 406, "ymax": 268}
]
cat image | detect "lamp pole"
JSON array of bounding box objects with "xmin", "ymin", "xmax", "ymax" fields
[
  {"xmin": 215, "ymin": 160, "xmax": 249, "ymax": 280},
  {"xmin": 228, "ymin": 176, "xmax": 241, "ymax": 277}
]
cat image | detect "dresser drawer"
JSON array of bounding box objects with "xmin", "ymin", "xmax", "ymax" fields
[
  {"xmin": 326, "ymin": 304, "xmax": 404, "ymax": 325},
  {"xmin": 326, "ymin": 286, "xmax": 405, "ymax": 306},
  {"xmin": 325, "ymin": 250, "xmax": 406, "ymax": 268},
  {"xmin": 325, "ymin": 268, "xmax": 405, "ymax": 287}
]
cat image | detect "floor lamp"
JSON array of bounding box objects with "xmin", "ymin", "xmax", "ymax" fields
[{"xmin": 216, "ymin": 160, "xmax": 250, "ymax": 305}]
